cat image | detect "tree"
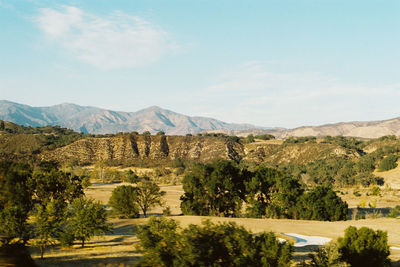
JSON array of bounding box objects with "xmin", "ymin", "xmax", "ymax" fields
[
  {"xmin": 245, "ymin": 167, "xmax": 283, "ymax": 218},
  {"xmin": 32, "ymin": 162, "xmax": 83, "ymax": 218},
  {"xmin": 0, "ymin": 162, "xmax": 34, "ymax": 244},
  {"xmin": 180, "ymin": 160, "xmax": 248, "ymax": 216},
  {"xmin": 135, "ymin": 181, "xmax": 165, "ymax": 217},
  {"xmin": 67, "ymin": 198, "xmax": 111, "ymax": 247},
  {"xmin": 296, "ymin": 186, "xmax": 348, "ymax": 221},
  {"xmin": 378, "ymin": 155, "xmax": 398, "ymax": 171},
  {"xmin": 123, "ymin": 170, "xmax": 139, "ymax": 183},
  {"xmin": 136, "ymin": 217, "xmax": 293, "ymax": 267},
  {"xmin": 338, "ymin": 226, "xmax": 390, "ymax": 267},
  {"xmin": 0, "ymin": 206, "xmax": 31, "ymax": 245},
  {"xmin": 0, "ymin": 120, "xmax": 4, "ymax": 131},
  {"xmin": 108, "ymin": 185, "xmax": 139, "ymax": 218},
  {"xmin": 32, "ymin": 202, "xmax": 62, "ymax": 259},
  {"xmin": 264, "ymin": 175, "xmax": 303, "ymax": 219},
  {"xmin": 156, "ymin": 131, "xmax": 165, "ymax": 136}
]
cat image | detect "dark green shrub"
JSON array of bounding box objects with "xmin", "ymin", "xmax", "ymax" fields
[
  {"xmin": 338, "ymin": 226, "xmax": 390, "ymax": 267},
  {"xmin": 296, "ymin": 186, "xmax": 348, "ymax": 221},
  {"xmin": 378, "ymin": 155, "xmax": 398, "ymax": 171},
  {"xmin": 387, "ymin": 208, "xmax": 398, "ymax": 218},
  {"xmin": 370, "ymin": 186, "xmax": 380, "ymax": 196}
]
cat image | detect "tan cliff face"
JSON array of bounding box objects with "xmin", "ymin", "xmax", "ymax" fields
[
  {"xmin": 40, "ymin": 134, "xmax": 245, "ymax": 165},
  {"xmin": 37, "ymin": 134, "xmax": 359, "ymax": 167}
]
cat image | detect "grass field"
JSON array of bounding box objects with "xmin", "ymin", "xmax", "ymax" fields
[
  {"xmin": 29, "ymin": 181, "xmax": 400, "ymax": 266},
  {"xmin": 373, "ymin": 160, "xmax": 400, "ymax": 189}
]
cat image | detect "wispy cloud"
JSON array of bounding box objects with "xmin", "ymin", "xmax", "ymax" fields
[
  {"xmin": 196, "ymin": 61, "xmax": 400, "ymax": 127},
  {"xmin": 35, "ymin": 6, "xmax": 175, "ymax": 69}
]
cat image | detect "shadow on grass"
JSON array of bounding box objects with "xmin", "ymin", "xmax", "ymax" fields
[
  {"xmin": 36, "ymin": 255, "xmax": 141, "ymax": 267},
  {"xmin": 0, "ymin": 244, "xmax": 37, "ymax": 267}
]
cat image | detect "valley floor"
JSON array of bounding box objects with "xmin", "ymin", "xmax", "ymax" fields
[{"xmin": 28, "ymin": 182, "xmax": 400, "ymax": 266}]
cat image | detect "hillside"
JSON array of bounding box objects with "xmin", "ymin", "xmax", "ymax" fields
[
  {"xmin": 40, "ymin": 134, "xmax": 245, "ymax": 166},
  {"xmin": 0, "ymin": 121, "xmax": 358, "ymax": 167},
  {"xmin": 0, "ymin": 100, "xmax": 258, "ymax": 135},
  {"xmin": 270, "ymin": 117, "xmax": 400, "ymax": 139}
]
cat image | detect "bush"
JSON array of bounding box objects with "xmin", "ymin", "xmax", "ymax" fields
[
  {"xmin": 81, "ymin": 176, "xmax": 91, "ymax": 188},
  {"xmin": 108, "ymin": 185, "xmax": 139, "ymax": 218},
  {"xmin": 378, "ymin": 155, "xmax": 398, "ymax": 171},
  {"xmin": 254, "ymin": 134, "xmax": 275, "ymax": 140},
  {"xmin": 162, "ymin": 206, "xmax": 171, "ymax": 216},
  {"xmin": 370, "ymin": 186, "xmax": 380, "ymax": 196},
  {"xmin": 307, "ymin": 242, "xmax": 344, "ymax": 267},
  {"xmin": 338, "ymin": 226, "xmax": 390, "ymax": 267},
  {"xmin": 387, "ymin": 208, "xmax": 398, "ymax": 218},
  {"xmin": 122, "ymin": 170, "xmax": 139, "ymax": 183},
  {"xmin": 136, "ymin": 217, "xmax": 293, "ymax": 267}
]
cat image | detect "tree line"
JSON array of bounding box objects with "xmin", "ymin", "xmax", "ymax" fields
[{"xmin": 180, "ymin": 160, "xmax": 348, "ymax": 221}]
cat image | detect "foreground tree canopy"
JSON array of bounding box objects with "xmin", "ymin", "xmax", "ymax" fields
[
  {"xmin": 136, "ymin": 217, "xmax": 293, "ymax": 267},
  {"xmin": 0, "ymin": 161, "xmax": 111, "ymax": 258},
  {"xmin": 181, "ymin": 160, "xmax": 348, "ymax": 221}
]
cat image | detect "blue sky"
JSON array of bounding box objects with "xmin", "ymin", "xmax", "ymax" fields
[{"xmin": 1, "ymin": 0, "xmax": 400, "ymax": 128}]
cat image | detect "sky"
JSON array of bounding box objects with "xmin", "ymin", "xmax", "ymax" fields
[{"xmin": 1, "ymin": 0, "xmax": 400, "ymax": 128}]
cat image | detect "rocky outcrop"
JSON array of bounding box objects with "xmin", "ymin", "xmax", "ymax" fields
[{"xmin": 40, "ymin": 134, "xmax": 245, "ymax": 165}]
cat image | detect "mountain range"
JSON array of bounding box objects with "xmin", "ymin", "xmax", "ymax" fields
[
  {"xmin": 0, "ymin": 100, "xmax": 259, "ymax": 135},
  {"xmin": 1, "ymin": 100, "xmax": 400, "ymax": 138}
]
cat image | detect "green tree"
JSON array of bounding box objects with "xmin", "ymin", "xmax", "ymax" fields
[
  {"xmin": 338, "ymin": 226, "xmax": 390, "ymax": 267},
  {"xmin": 135, "ymin": 181, "xmax": 165, "ymax": 217},
  {"xmin": 0, "ymin": 206, "xmax": 31, "ymax": 245},
  {"xmin": 32, "ymin": 162, "xmax": 83, "ymax": 209},
  {"xmin": 136, "ymin": 217, "xmax": 293, "ymax": 267},
  {"xmin": 123, "ymin": 170, "xmax": 139, "ymax": 183},
  {"xmin": 0, "ymin": 162, "xmax": 34, "ymax": 244},
  {"xmin": 245, "ymin": 167, "xmax": 283, "ymax": 218},
  {"xmin": 265, "ymin": 175, "xmax": 303, "ymax": 219},
  {"xmin": 67, "ymin": 198, "xmax": 111, "ymax": 247},
  {"xmin": 378, "ymin": 155, "xmax": 398, "ymax": 171},
  {"xmin": 32, "ymin": 201, "xmax": 62, "ymax": 259},
  {"xmin": 180, "ymin": 160, "xmax": 248, "ymax": 216},
  {"xmin": 0, "ymin": 120, "xmax": 4, "ymax": 131},
  {"xmin": 108, "ymin": 185, "xmax": 139, "ymax": 218},
  {"xmin": 156, "ymin": 131, "xmax": 165, "ymax": 136},
  {"xmin": 296, "ymin": 186, "xmax": 348, "ymax": 221}
]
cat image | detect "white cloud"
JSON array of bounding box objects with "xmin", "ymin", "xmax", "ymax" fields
[
  {"xmin": 196, "ymin": 61, "xmax": 400, "ymax": 127},
  {"xmin": 35, "ymin": 6, "xmax": 174, "ymax": 69}
]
